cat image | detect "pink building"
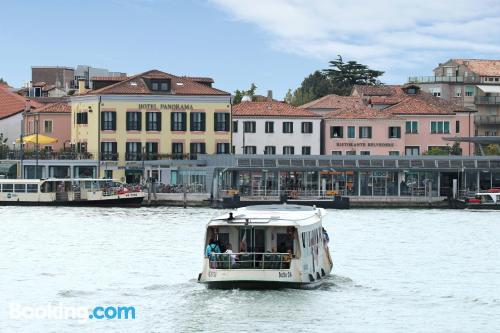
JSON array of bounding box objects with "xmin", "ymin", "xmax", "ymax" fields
[
  {"xmin": 303, "ymin": 85, "xmax": 476, "ymax": 156},
  {"xmin": 25, "ymin": 102, "xmax": 71, "ymax": 151}
]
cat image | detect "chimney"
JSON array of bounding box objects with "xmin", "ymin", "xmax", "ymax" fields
[
  {"xmin": 267, "ymin": 90, "xmax": 273, "ymax": 100},
  {"xmin": 78, "ymin": 79, "xmax": 87, "ymax": 94}
]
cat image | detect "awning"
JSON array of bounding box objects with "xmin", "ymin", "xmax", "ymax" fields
[
  {"xmin": 16, "ymin": 134, "xmax": 58, "ymax": 144},
  {"xmin": 476, "ymin": 85, "xmax": 500, "ymax": 94}
]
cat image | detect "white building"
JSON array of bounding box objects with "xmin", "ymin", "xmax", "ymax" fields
[{"xmin": 232, "ymin": 101, "xmax": 322, "ymax": 155}]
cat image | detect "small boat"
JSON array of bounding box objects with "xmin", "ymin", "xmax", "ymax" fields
[
  {"xmin": 463, "ymin": 189, "xmax": 500, "ymax": 210},
  {"xmin": 198, "ymin": 204, "xmax": 333, "ymax": 289},
  {"xmin": 0, "ymin": 178, "xmax": 145, "ymax": 207}
]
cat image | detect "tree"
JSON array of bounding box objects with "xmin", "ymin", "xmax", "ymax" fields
[
  {"xmin": 423, "ymin": 146, "xmax": 451, "ymax": 156},
  {"xmin": 233, "ymin": 83, "xmax": 257, "ymax": 104},
  {"xmin": 323, "ymin": 55, "xmax": 384, "ymax": 96},
  {"xmin": 284, "ymin": 89, "xmax": 293, "ymax": 104},
  {"xmin": 484, "ymin": 144, "xmax": 500, "ymax": 156},
  {"xmin": 290, "ymin": 71, "xmax": 332, "ymax": 106},
  {"xmin": 0, "ymin": 77, "xmax": 7, "ymax": 85},
  {"xmin": 0, "ymin": 133, "xmax": 8, "ymax": 159},
  {"xmin": 449, "ymin": 142, "xmax": 462, "ymax": 156}
]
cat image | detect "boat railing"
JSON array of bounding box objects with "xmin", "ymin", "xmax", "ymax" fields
[{"xmin": 207, "ymin": 252, "xmax": 293, "ymax": 270}]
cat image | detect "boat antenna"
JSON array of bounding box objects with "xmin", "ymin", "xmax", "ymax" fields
[{"xmin": 228, "ymin": 212, "xmax": 234, "ymax": 221}]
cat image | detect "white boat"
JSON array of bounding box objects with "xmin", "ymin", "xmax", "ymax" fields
[
  {"xmin": 0, "ymin": 178, "xmax": 145, "ymax": 207},
  {"xmin": 464, "ymin": 189, "xmax": 500, "ymax": 209},
  {"xmin": 198, "ymin": 204, "xmax": 333, "ymax": 289}
]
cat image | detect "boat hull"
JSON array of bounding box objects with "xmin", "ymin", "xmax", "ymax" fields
[
  {"xmin": 0, "ymin": 196, "xmax": 144, "ymax": 207},
  {"xmin": 201, "ymin": 279, "xmax": 325, "ymax": 290}
]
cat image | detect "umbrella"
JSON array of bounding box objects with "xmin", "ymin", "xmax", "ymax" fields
[{"xmin": 16, "ymin": 134, "xmax": 58, "ymax": 145}]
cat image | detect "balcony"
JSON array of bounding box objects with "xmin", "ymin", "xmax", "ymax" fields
[
  {"xmin": 475, "ymin": 96, "xmax": 500, "ymax": 105},
  {"xmin": 1, "ymin": 150, "xmax": 94, "ymax": 160},
  {"xmin": 408, "ymin": 76, "xmax": 480, "ymax": 84},
  {"xmin": 475, "ymin": 115, "xmax": 500, "ymax": 125}
]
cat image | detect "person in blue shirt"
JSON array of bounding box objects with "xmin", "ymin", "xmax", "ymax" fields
[{"xmin": 206, "ymin": 238, "xmax": 221, "ymax": 268}]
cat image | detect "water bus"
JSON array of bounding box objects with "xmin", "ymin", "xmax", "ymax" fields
[
  {"xmin": 463, "ymin": 188, "xmax": 500, "ymax": 210},
  {"xmin": 198, "ymin": 204, "xmax": 333, "ymax": 289},
  {"xmin": 0, "ymin": 178, "xmax": 145, "ymax": 207}
]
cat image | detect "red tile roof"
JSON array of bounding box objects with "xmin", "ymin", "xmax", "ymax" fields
[
  {"xmin": 324, "ymin": 105, "xmax": 398, "ymax": 119},
  {"xmin": 352, "ymin": 85, "xmax": 404, "ymax": 96},
  {"xmin": 232, "ymin": 101, "xmax": 321, "ymax": 117},
  {"xmin": 30, "ymin": 102, "xmax": 70, "ymax": 113},
  {"xmin": 384, "ymin": 96, "xmax": 457, "ymax": 115},
  {"xmin": 0, "ymin": 85, "xmax": 41, "ymax": 120},
  {"xmin": 369, "ymin": 96, "xmax": 402, "ymax": 105},
  {"xmin": 86, "ymin": 70, "xmax": 229, "ymax": 96},
  {"xmin": 182, "ymin": 76, "xmax": 214, "ymax": 84},
  {"xmin": 300, "ymin": 94, "xmax": 364, "ymax": 109},
  {"xmin": 452, "ymin": 59, "xmax": 500, "ymax": 76}
]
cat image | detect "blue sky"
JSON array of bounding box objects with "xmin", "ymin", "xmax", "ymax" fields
[{"xmin": 1, "ymin": 0, "xmax": 500, "ymax": 99}]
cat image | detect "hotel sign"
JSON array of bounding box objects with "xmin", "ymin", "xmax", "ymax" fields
[
  {"xmin": 138, "ymin": 104, "xmax": 194, "ymax": 111},
  {"xmin": 336, "ymin": 142, "xmax": 394, "ymax": 147}
]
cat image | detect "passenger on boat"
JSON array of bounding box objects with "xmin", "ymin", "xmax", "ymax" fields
[
  {"xmin": 206, "ymin": 239, "xmax": 221, "ymax": 268},
  {"xmin": 282, "ymin": 249, "xmax": 292, "ymax": 269},
  {"xmin": 322, "ymin": 227, "xmax": 330, "ymax": 243},
  {"xmin": 225, "ymin": 243, "xmax": 237, "ymax": 267}
]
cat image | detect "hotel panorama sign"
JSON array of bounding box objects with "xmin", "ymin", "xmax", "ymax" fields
[
  {"xmin": 336, "ymin": 142, "xmax": 395, "ymax": 147},
  {"xmin": 138, "ymin": 104, "xmax": 194, "ymax": 111}
]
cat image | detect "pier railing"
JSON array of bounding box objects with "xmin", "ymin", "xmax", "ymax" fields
[{"xmin": 208, "ymin": 252, "xmax": 292, "ymax": 270}]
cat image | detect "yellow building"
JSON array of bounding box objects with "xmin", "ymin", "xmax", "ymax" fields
[{"xmin": 70, "ymin": 70, "xmax": 231, "ymax": 182}]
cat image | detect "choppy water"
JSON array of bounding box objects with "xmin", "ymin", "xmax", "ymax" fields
[{"xmin": 0, "ymin": 206, "xmax": 499, "ymax": 332}]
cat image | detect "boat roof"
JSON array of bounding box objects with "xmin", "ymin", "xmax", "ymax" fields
[
  {"xmin": 0, "ymin": 178, "xmax": 121, "ymax": 184},
  {"xmin": 209, "ymin": 204, "xmax": 325, "ymax": 227}
]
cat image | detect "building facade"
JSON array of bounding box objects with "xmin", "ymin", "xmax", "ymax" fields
[
  {"xmin": 31, "ymin": 66, "xmax": 75, "ymax": 92},
  {"xmin": 232, "ymin": 101, "xmax": 322, "ymax": 155},
  {"xmin": 70, "ymin": 70, "xmax": 231, "ymax": 182},
  {"xmin": 24, "ymin": 102, "xmax": 71, "ymax": 151},
  {"xmin": 408, "ymin": 59, "xmax": 500, "ymax": 136}
]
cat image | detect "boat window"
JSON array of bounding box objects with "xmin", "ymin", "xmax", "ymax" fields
[
  {"xmin": 27, "ymin": 184, "xmax": 38, "ymax": 193},
  {"xmin": 14, "ymin": 184, "xmax": 26, "ymax": 193},
  {"xmin": 217, "ymin": 233, "xmax": 230, "ymax": 252},
  {"xmin": 301, "ymin": 232, "xmax": 305, "ymax": 248},
  {"xmin": 277, "ymin": 233, "xmax": 294, "ymax": 253},
  {"xmin": 239, "ymin": 228, "xmax": 265, "ymax": 253},
  {"xmin": 2, "ymin": 184, "xmax": 13, "ymax": 192}
]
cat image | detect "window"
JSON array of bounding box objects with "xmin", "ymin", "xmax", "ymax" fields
[
  {"xmin": 152, "ymin": 82, "xmax": 158, "ymax": 90},
  {"xmin": 232, "ymin": 120, "xmax": 238, "ymax": 133},
  {"xmin": 151, "ymin": 80, "xmax": 169, "ymax": 91},
  {"xmin": 243, "ymin": 146, "xmax": 256, "ymax": 154},
  {"xmin": 405, "ymin": 121, "xmax": 418, "ymax": 134},
  {"xmin": 101, "ymin": 111, "xmax": 116, "ymax": 130},
  {"xmin": 359, "ymin": 126, "xmax": 372, "ymax": 138},
  {"xmin": 76, "ymin": 112, "xmax": 88, "ymax": 125},
  {"xmin": 172, "ymin": 142, "xmax": 183, "ymax": 158},
  {"xmin": 455, "ymin": 87, "xmax": 461, "ymax": 97},
  {"xmin": 101, "ymin": 142, "xmax": 117, "ymax": 160},
  {"xmin": 216, "ymin": 143, "xmax": 230, "ymax": 154},
  {"xmin": 330, "ymin": 126, "xmax": 343, "ymax": 138},
  {"xmin": 264, "ymin": 146, "xmax": 276, "ymax": 155},
  {"xmin": 429, "ymin": 87, "xmax": 441, "ymax": 97},
  {"xmin": 190, "ymin": 112, "xmax": 205, "ymax": 131},
  {"xmin": 388, "ymin": 126, "xmax": 401, "ymax": 138},
  {"xmin": 171, "ymin": 112, "xmax": 187, "ymax": 131},
  {"xmin": 346, "ymin": 150, "xmax": 356, "ymax": 155},
  {"xmin": 301, "ymin": 122, "xmax": 313, "ymax": 133},
  {"xmin": 265, "ymin": 121, "xmax": 274, "ymax": 133},
  {"xmin": 360, "ymin": 151, "xmax": 370, "ymax": 156},
  {"xmin": 146, "ymin": 112, "xmax": 161, "ymax": 131},
  {"xmin": 44, "ymin": 120, "xmax": 53, "ymax": 134},
  {"xmin": 145, "ymin": 142, "xmax": 158, "ymax": 160},
  {"xmin": 104, "ymin": 170, "xmax": 113, "ymax": 179},
  {"xmin": 2, "ymin": 184, "xmax": 13, "ymax": 192},
  {"xmin": 430, "ymin": 121, "xmax": 450, "ymax": 134},
  {"xmin": 160, "ymin": 82, "xmax": 168, "ymax": 91},
  {"xmin": 190, "ymin": 142, "xmax": 206, "ymax": 156},
  {"xmin": 27, "ymin": 184, "xmax": 38, "ymax": 193},
  {"xmin": 347, "ymin": 126, "xmax": 355, "ymax": 138},
  {"xmin": 405, "ymin": 146, "xmax": 420, "ymax": 156},
  {"xmin": 282, "ymin": 122, "xmax": 293, "ymax": 133},
  {"xmin": 283, "ymin": 146, "xmax": 294, "ymax": 155},
  {"xmin": 389, "ymin": 151, "xmax": 400, "ymax": 156},
  {"xmin": 244, "ymin": 121, "xmax": 256, "ymax": 133},
  {"xmin": 302, "ymin": 146, "xmax": 311, "ymax": 155},
  {"xmin": 14, "ymin": 184, "xmax": 26, "ymax": 193},
  {"xmin": 465, "ymin": 86, "xmax": 474, "ymax": 97},
  {"xmin": 126, "ymin": 142, "xmax": 141, "ymax": 161},
  {"xmin": 456, "ymin": 120, "xmax": 460, "ymax": 133},
  {"xmin": 214, "ymin": 113, "xmax": 230, "ymax": 131},
  {"xmin": 331, "ymin": 151, "xmax": 342, "ymax": 155},
  {"xmin": 126, "ymin": 112, "xmax": 141, "ymax": 131}
]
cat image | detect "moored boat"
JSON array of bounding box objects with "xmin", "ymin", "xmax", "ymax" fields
[
  {"xmin": 0, "ymin": 178, "xmax": 145, "ymax": 207},
  {"xmin": 198, "ymin": 204, "xmax": 333, "ymax": 289},
  {"xmin": 463, "ymin": 188, "xmax": 500, "ymax": 210}
]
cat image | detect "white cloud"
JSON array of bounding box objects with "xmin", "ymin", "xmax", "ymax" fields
[{"xmin": 211, "ymin": 0, "xmax": 500, "ymax": 80}]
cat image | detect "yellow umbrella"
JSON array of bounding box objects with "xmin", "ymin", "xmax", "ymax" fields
[{"xmin": 16, "ymin": 134, "xmax": 58, "ymax": 145}]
